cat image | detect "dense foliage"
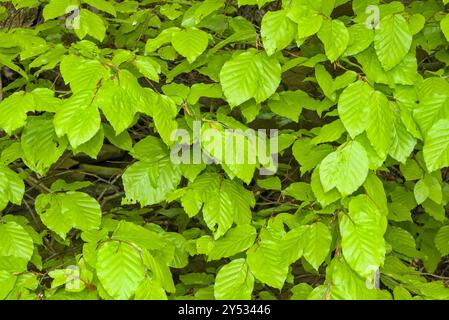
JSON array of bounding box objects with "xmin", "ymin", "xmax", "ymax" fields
[{"xmin": 2, "ymin": 0, "xmax": 449, "ymax": 300}]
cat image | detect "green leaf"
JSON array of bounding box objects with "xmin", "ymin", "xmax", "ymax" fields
[
  {"xmin": 256, "ymin": 176, "xmax": 282, "ymax": 191},
  {"xmin": 96, "ymin": 77, "xmax": 139, "ymax": 135},
  {"xmin": 345, "ymin": 23, "xmax": 374, "ymax": 56},
  {"xmin": 247, "ymin": 224, "xmax": 288, "ymax": 289},
  {"xmin": 414, "ymin": 180, "xmax": 429, "ymax": 205},
  {"xmin": 135, "ymin": 277, "xmax": 167, "ymax": 300},
  {"xmin": 356, "ymin": 49, "xmax": 418, "ymax": 86},
  {"xmin": 366, "ymin": 91, "xmax": 394, "ymax": 158},
  {"xmin": 214, "ymin": 258, "xmax": 254, "ymax": 300},
  {"xmin": 160, "ymin": 3, "xmax": 183, "ymax": 20},
  {"xmin": 176, "ymin": 174, "xmax": 216, "ymax": 217},
  {"xmin": 388, "ymin": 187, "xmax": 416, "ymax": 222},
  {"xmin": 317, "ymin": 19, "xmax": 349, "ymax": 62},
  {"xmin": 440, "ymin": 14, "xmax": 449, "ymax": 42},
  {"xmin": 131, "ymin": 136, "xmax": 169, "ymax": 162},
  {"xmin": 51, "ymin": 180, "xmax": 92, "ymax": 192},
  {"xmin": 54, "ymin": 91, "xmax": 101, "ymax": 148},
  {"xmin": 400, "ymin": 159, "xmax": 424, "ymax": 181},
  {"xmin": 0, "ymin": 221, "xmax": 34, "ymax": 272},
  {"xmin": 435, "ymin": 225, "xmax": 449, "ymax": 256},
  {"xmin": 325, "ymin": 257, "xmax": 382, "ymax": 300},
  {"xmin": 43, "ymin": 0, "xmax": 77, "ymax": 20},
  {"xmin": 389, "ymin": 106, "xmax": 417, "ymax": 163},
  {"xmin": 311, "ymin": 120, "xmax": 346, "ymax": 145},
  {"xmin": 293, "ymin": 138, "xmax": 333, "ymax": 175},
  {"xmin": 83, "ymin": 0, "xmax": 116, "ymax": 16},
  {"xmin": 0, "ymin": 54, "xmax": 28, "ymax": 79},
  {"xmin": 103, "ymin": 124, "xmax": 133, "ymax": 151},
  {"xmin": 315, "ymin": 65, "xmax": 357, "ymax": 102},
  {"xmin": 311, "ymin": 167, "xmax": 341, "ymax": 207},
  {"xmin": 21, "ymin": 116, "xmax": 67, "ymax": 175},
  {"xmin": 1, "ymin": 142, "xmax": 23, "ymax": 167},
  {"xmin": 134, "ymin": 56, "xmax": 161, "ymax": 82},
  {"xmin": 122, "ymin": 158, "xmax": 182, "ymax": 207},
  {"xmin": 424, "ymin": 119, "xmax": 449, "ymax": 173},
  {"xmin": 288, "ymin": 6, "xmax": 323, "ymax": 39},
  {"xmin": 112, "ymin": 221, "xmax": 165, "ymax": 251},
  {"xmin": 237, "ymin": 0, "xmax": 273, "ymax": 7},
  {"xmin": 268, "ymin": 90, "xmax": 310, "ymax": 122},
  {"xmin": 414, "ymin": 175, "xmax": 442, "ymax": 205},
  {"xmin": 283, "ymin": 182, "xmax": 314, "ymax": 202},
  {"xmin": 74, "ymin": 9, "xmax": 107, "ymax": 42},
  {"xmin": 96, "ymin": 241, "xmax": 145, "ymax": 300},
  {"xmin": 202, "ymin": 180, "xmax": 242, "ymax": 239},
  {"xmin": 283, "ymin": 226, "xmax": 307, "ymax": 264},
  {"xmin": 30, "ymin": 88, "xmax": 62, "ymax": 113},
  {"xmin": 200, "ymin": 121, "xmax": 256, "ymax": 184},
  {"xmin": 0, "ymin": 92, "xmax": 35, "ymax": 135},
  {"xmin": 419, "ymin": 281, "xmax": 449, "ymax": 300},
  {"xmin": 290, "ymin": 283, "xmax": 313, "ymax": 300},
  {"xmin": 63, "ymin": 192, "xmax": 102, "ymax": 230},
  {"xmin": 413, "ymin": 78, "xmax": 449, "ymax": 134},
  {"xmin": 74, "ymin": 127, "xmax": 104, "ymax": 159},
  {"xmin": 385, "ymin": 226, "xmax": 420, "ymax": 259},
  {"xmin": 393, "ymin": 286, "xmax": 412, "ymax": 300},
  {"xmin": 187, "ymin": 83, "xmax": 223, "ymax": 105},
  {"xmin": 153, "ymin": 95, "xmax": 179, "ymax": 146},
  {"xmin": 208, "ymin": 225, "xmax": 257, "ymax": 261},
  {"xmin": 374, "ymin": 14, "xmax": 412, "ymax": 71},
  {"xmin": 338, "ymin": 81, "xmax": 374, "ymax": 138},
  {"xmin": 363, "ymin": 172, "xmax": 388, "ymax": 216},
  {"xmin": 35, "ymin": 192, "xmax": 102, "ymax": 239},
  {"xmin": 30, "ymin": 44, "xmax": 66, "ymax": 72},
  {"xmin": 220, "ymin": 50, "xmax": 281, "ymax": 107},
  {"xmin": 0, "ymin": 271, "xmax": 16, "ymax": 299},
  {"xmin": 355, "ymin": 135, "xmax": 384, "ymax": 170},
  {"xmin": 340, "ymin": 195, "xmax": 387, "ymax": 279},
  {"xmin": 0, "ymin": 165, "xmax": 25, "ymax": 211},
  {"xmin": 177, "ymin": 174, "xmax": 255, "ymax": 239},
  {"xmin": 261, "ymin": 10, "xmax": 296, "ymax": 55},
  {"xmin": 141, "ymin": 250, "xmax": 175, "ymax": 293},
  {"xmin": 303, "ymin": 222, "xmax": 332, "ymax": 270},
  {"xmin": 145, "ymin": 27, "xmax": 181, "ymax": 53},
  {"xmin": 172, "ymin": 28, "xmax": 209, "ymax": 63},
  {"xmin": 319, "ymin": 140, "xmax": 369, "ymax": 196},
  {"xmin": 60, "ymin": 55, "xmax": 109, "ymax": 94},
  {"xmin": 182, "ymin": 0, "xmax": 225, "ymax": 27}
]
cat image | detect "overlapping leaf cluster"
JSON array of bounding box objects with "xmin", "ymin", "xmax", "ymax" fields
[{"xmin": 2, "ymin": 0, "xmax": 449, "ymax": 300}]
